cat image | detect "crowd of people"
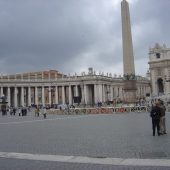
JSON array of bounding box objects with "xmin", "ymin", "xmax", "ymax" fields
[
  {"xmin": 0, "ymin": 100, "xmax": 168, "ymax": 133},
  {"xmin": 1, "ymin": 106, "xmax": 47, "ymax": 119},
  {"xmin": 1, "ymin": 107, "xmax": 28, "ymax": 116},
  {"xmin": 34, "ymin": 106, "xmax": 47, "ymax": 119},
  {"xmin": 150, "ymin": 99, "xmax": 167, "ymax": 136}
]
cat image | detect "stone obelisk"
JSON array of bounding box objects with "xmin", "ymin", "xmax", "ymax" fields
[{"xmin": 121, "ymin": 0, "xmax": 136, "ymax": 103}]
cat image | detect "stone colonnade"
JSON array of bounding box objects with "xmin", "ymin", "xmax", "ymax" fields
[
  {"xmin": 0, "ymin": 83, "xmax": 123, "ymax": 107},
  {"xmin": 0, "ymin": 74, "xmax": 150, "ymax": 107}
]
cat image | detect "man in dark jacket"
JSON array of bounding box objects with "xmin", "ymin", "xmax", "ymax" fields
[{"xmin": 150, "ymin": 102, "xmax": 161, "ymax": 136}]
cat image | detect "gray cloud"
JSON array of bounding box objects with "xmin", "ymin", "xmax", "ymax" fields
[{"xmin": 0, "ymin": 0, "xmax": 169, "ymax": 76}]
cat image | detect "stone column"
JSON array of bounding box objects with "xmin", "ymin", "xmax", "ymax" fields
[
  {"xmin": 141, "ymin": 87, "xmax": 143, "ymax": 98},
  {"xmin": 35, "ymin": 87, "xmax": 38, "ymax": 105},
  {"xmin": 14, "ymin": 87, "xmax": 18, "ymax": 107},
  {"xmin": 81, "ymin": 85, "xmax": 85, "ymax": 104},
  {"xmin": 98, "ymin": 84, "xmax": 103, "ymax": 102},
  {"xmin": 119, "ymin": 87, "xmax": 123, "ymax": 99},
  {"xmin": 94, "ymin": 84, "xmax": 98, "ymax": 104},
  {"xmin": 7, "ymin": 87, "xmax": 11, "ymax": 107},
  {"xmin": 69, "ymin": 85, "xmax": 72, "ymax": 104},
  {"xmin": 112, "ymin": 87, "xmax": 115, "ymax": 98},
  {"xmin": 28, "ymin": 87, "xmax": 31, "ymax": 106},
  {"xmin": 55, "ymin": 86, "xmax": 58, "ymax": 104},
  {"xmin": 0, "ymin": 87, "xmax": 3, "ymax": 96},
  {"xmin": 139, "ymin": 87, "xmax": 141, "ymax": 98},
  {"xmin": 75, "ymin": 85, "xmax": 78, "ymax": 97},
  {"xmin": 142, "ymin": 87, "xmax": 144, "ymax": 97},
  {"xmin": 62, "ymin": 86, "xmax": 65, "ymax": 104},
  {"xmin": 48, "ymin": 86, "xmax": 51, "ymax": 105},
  {"xmin": 106, "ymin": 85, "xmax": 109, "ymax": 101},
  {"xmin": 102, "ymin": 85, "xmax": 106, "ymax": 102},
  {"xmin": 84, "ymin": 84, "xmax": 87, "ymax": 104},
  {"xmin": 140, "ymin": 87, "xmax": 142, "ymax": 97},
  {"xmin": 42, "ymin": 86, "xmax": 45, "ymax": 106},
  {"xmin": 136, "ymin": 87, "xmax": 139, "ymax": 98},
  {"xmin": 110, "ymin": 86, "xmax": 113, "ymax": 101},
  {"xmin": 114, "ymin": 86, "xmax": 116, "ymax": 98},
  {"xmin": 21, "ymin": 87, "xmax": 24, "ymax": 106}
]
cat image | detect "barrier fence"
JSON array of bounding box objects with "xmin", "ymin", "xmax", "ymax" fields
[{"xmin": 47, "ymin": 106, "xmax": 149, "ymax": 115}]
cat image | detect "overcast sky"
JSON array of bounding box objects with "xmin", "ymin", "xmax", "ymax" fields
[{"xmin": 0, "ymin": 0, "xmax": 169, "ymax": 76}]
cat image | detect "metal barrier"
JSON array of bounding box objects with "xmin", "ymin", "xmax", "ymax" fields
[{"xmin": 47, "ymin": 106, "xmax": 149, "ymax": 115}]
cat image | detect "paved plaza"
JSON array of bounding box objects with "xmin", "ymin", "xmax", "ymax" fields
[{"xmin": 0, "ymin": 111, "xmax": 170, "ymax": 170}]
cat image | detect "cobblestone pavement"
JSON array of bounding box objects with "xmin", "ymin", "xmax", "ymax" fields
[{"xmin": 0, "ymin": 111, "xmax": 169, "ymax": 169}]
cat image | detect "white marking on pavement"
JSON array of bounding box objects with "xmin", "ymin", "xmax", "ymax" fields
[
  {"xmin": 0, "ymin": 115, "xmax": 90, "ymax": 125},
  {"xmin": 0, "ymin": 152, "xmax": 170, "ymax": 167}
]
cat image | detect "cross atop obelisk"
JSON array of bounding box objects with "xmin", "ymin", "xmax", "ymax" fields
[{"xmin": 121, "ymin": 0, "xmax": 136, "ymax": 103}]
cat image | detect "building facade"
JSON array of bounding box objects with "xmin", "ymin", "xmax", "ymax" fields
[
  {"xmin": 0, "ymin": 68, "xmax": 150, "ymax": 107},
  {"xmin": 148, "ymin": 43, "xmax": 170, "ymax": 97}
]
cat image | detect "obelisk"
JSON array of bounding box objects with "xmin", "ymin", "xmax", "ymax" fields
[{"xmin": 121, "ymin": 0, "xmax": 136, "ymax": 103}]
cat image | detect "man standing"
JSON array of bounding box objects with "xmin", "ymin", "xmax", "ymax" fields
[
  {"xmin": 150, "ymin": 102, "xmax": 161, "ymax": 136},
  {"xmin": 42, "ymin": 107, "xmax": 47, "ymax": 119},
  {"xmin": 159, "ymin": 100, "xmax": 167, "ymax": 134}
]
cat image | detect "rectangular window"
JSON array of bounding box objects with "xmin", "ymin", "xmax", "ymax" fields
[{"xmin": 156, "ymin": 53, "xmax": 160, "ymax": 58}]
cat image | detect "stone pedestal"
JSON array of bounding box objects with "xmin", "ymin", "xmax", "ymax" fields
[{"xmin": 123, "ymin": 80, "xmax": 137, "ymax": 103}]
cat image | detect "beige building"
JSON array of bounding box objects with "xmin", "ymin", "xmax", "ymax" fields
[
  {"xmin": 0, "ymin": 68, "xmax": 150, "ymax": 107},
  {"xmin": 148, "ymin": 43, "xmax": 170, "ymax": 97}
]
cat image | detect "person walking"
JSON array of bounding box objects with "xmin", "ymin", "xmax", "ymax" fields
[
  {"xmin": 13, "ymin": 107, "xmax": 16, "ymax": 116},
  {"xmin": 37, "ymin": 107, "xmax": 40, "ymax": 117},
  {"xmin": 23, "ymin": 107, "xmax": 27, "ymax": 116},
  {"xmin": 42, "ymin": 107, "xmax": 47, "ymax": 119},
  {"xmin": 18, "ymin": 107, "xmax": 21, "ymax": 116},
  {"xmin": 10, "ymin": 107, "xmax": 13, "ymax": 116},
  {"xmin": 34, "ymin": 107, "xmax": 38, "ymax": 117},
  {"xmin": 150, "ymin": 102, "xmax": 161, "ymax": 136},
  {"xmin": 159, "ymin": 100, "xmax": 167, "ymax": 134}
]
